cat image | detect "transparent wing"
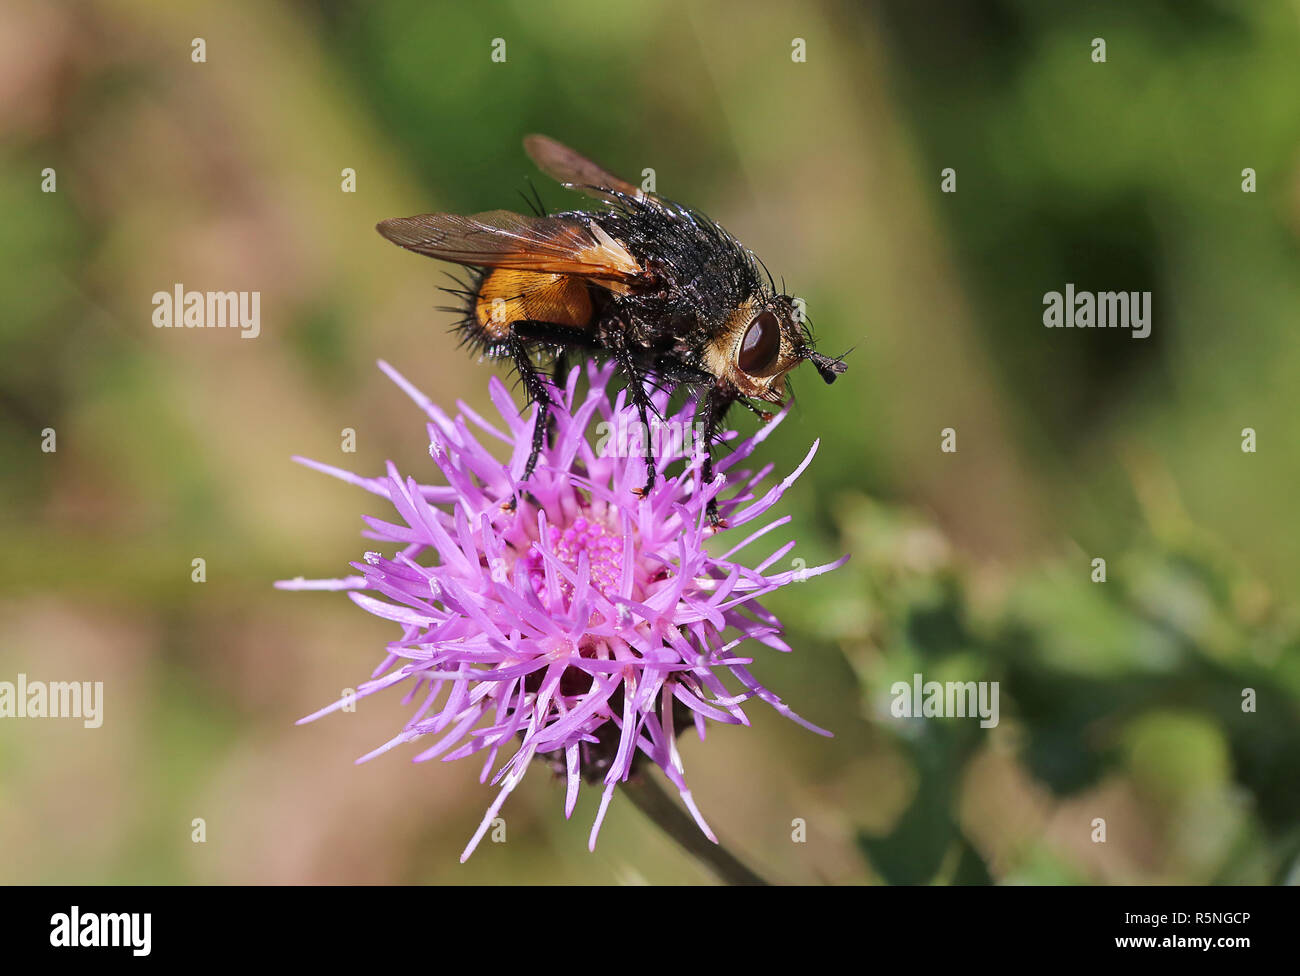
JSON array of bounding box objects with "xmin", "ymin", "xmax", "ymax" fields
[
  {"xmin": 523, "ymin": 134, "xmax": 659, "ymax": 206},
  {"xmin": 376, "ymin": 209, "xmax": 642, "ymax": 281}
]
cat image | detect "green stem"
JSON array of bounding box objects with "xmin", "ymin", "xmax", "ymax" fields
[{"xmin": 621, "ymin": 773, "xmax": 769, "ymax": 885}]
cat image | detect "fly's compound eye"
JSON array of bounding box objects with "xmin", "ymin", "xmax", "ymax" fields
[{"xmin": 738, "ymin": 310, "xmax": 781, "ymax": 375}]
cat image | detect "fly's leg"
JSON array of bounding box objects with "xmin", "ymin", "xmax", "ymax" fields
[
  {"xmin": 506, "ymin": 333, "xmax": 553, "ymax": 504},
  {"xmin": 503, "ymin": 321, "xmax": 599, "ymax": 510},
  {"xmin": 611, "ymin": 339, "xmax": 658, "ymax": 498},
  {"xmin": 551, "ymin": 352, "xmax": 569, "ymax": 393},
  {"xmin": 700, "ymin": 386, "xmax": 736, "ymax": 528}
]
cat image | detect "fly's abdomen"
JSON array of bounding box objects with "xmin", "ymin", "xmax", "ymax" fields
[{"xmin": 471, "ymin": 270, "xmax": 595, "ymax": 341}]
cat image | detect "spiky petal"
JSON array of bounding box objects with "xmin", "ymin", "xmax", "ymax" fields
[{"xmin": 279, "ymin": 361, "xmax": 846, "ymax": 860}]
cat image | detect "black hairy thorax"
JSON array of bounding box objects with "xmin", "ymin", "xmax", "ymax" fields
[{"xmin": 591, "ymin": 197, "xmax": 770, "ymax": 347}]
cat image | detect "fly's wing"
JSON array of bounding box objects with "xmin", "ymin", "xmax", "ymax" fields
[
  {"xmin": 523, "ymin": 134, "xmax": 661, "ymax": 207},
  {"xmin": 376, "ymin": 209, "xmax": 642, "ymax": 281}
]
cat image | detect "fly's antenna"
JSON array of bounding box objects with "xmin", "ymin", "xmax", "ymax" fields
[{"xmin": 807, "ymin": 346, "xmax": 852, "ymax": 384}]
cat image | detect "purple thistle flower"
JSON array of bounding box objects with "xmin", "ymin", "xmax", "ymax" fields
[{"xmin": 278, "ymin": 360, "xmax": 847, "ymax": 862}]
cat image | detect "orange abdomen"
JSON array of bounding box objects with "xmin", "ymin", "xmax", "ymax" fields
[{"xmin": 473, "ymin": 270, "xmax": 595, "ymax": 339}]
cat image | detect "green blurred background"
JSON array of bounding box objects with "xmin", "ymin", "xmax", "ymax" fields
[{"xmin": 2, "ymin": 0, "xmax": 1298, "ymax": 884}]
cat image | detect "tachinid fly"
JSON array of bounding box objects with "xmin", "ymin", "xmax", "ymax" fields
[{"xmin": 376, "ymin": 135, "xmax": 847, "ymax": 525}]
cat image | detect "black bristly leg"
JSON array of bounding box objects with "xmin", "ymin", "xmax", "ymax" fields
[
  {"xmin": 504, "ymin": 320, "xmax": 600, "ymax": 506},
  {"xmin": 511, "ymin": 322, "xmax": 583, "ymax": 391},
  {"xmin": 510, "ymin": 319, "xmax": 600, "ymax": 375},
  {"xmin": 545, "ymin": 352, "xmax": 567, "ymax": 443},
  {"xmin": 551, "ymin": 351, "xmax": 569, "ymax": 392},
  {"xmin": 610, "ymin": 338, "xmax": 658, "ymax": 498},
  {"xmin": 651, "ymin": 357, "xmax": 713, "ymax": 387},
  {"xmin": 507, "ymin": 333, "xmax": 554, "ymax": 491},
  {"xmin": 700, "ymin": 385, "xmax": 737, "ymax": 528},
  {"xmin": 649, "ymin": 357, "xmax": 727, "ymax": 521}
]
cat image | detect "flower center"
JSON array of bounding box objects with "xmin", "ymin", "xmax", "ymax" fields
[{"xmin": 524, "ymin": 515, "xmax": 624, "ymax": 610}]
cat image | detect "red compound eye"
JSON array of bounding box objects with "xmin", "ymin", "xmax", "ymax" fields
[{"xmin": 738, "ymin": 310, "xmax": 781, "ymax": 374}]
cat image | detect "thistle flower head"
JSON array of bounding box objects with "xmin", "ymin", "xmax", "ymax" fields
[{"xmin": 279, "ymin": 361, "xmax": 846, "ymax": 861}]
